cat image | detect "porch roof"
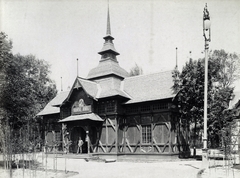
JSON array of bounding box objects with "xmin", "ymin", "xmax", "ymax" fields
[{"xmin": 58, "ymin": 113, "xmax": 103, "ymax": 123}]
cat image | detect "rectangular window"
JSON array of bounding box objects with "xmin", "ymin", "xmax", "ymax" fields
[
  {"xmin": 142, "ymin": 125, "xmax": 152, "ymax": 143},
  {"xmin": 98, "ymin": 102, "xmax": 105, "ymax": 113},
  {"xmin": 126, "ymin": 106, "xmax": 139, "ymax": 113},
  {"xmin": 106, "ymin": 100, "xmax": 116, "ymax": 113},
  {"xmin": 140, "ymin": 105, "xmax": 151, "ymax": 112},
  {"xmin": 152, "ymin": 103, "xmax": 169, "ymax": 110}
]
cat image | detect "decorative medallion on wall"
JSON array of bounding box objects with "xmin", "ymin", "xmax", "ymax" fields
[{"xmin": 72, "ymin": 99, "xmax": 92, "ymax": 115}]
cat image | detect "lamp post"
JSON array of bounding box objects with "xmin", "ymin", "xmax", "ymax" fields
[{"xmin": 202, "ymin": 3, "xmax": 211, "ymax": 167}]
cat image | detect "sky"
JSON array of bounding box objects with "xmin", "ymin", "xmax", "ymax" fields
[{"xmin": 1, "ymin": 0, "xmax": 240, "ymax": 92}]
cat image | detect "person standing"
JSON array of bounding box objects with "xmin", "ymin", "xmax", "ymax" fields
[{"xmin": 77, "ymin": 137, "xmax": 84, "ymax": 154}]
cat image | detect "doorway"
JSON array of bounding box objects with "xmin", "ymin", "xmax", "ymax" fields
[{"xmin": 70, "ymin": 127, "xmax": 87, "ymax": 153}]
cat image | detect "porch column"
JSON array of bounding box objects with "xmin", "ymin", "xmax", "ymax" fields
[
  {"xmin": 115, "ymin": 116, "xmax": 118, "ymax": 154},
  {"xmin": 86, "ymin": 130, "xmax": 90, "ymax": 154}
]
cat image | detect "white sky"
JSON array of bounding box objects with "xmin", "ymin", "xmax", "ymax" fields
[{"xmin": 1, "ymin": 0, "xmax": 240, "ymax": 91}]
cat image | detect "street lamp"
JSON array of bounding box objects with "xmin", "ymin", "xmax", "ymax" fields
[{"xmin": 202, "ymin": 3, "xmax": 211, "ymax": 167}]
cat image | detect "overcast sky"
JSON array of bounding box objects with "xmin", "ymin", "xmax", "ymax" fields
[{"xmin": 1, "ymin": 0, "xmax": 240, "ymax": 91}]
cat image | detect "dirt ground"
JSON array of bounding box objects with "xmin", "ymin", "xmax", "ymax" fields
[{"xmin": 1, "ymin": 153, "xmax": 240, "ymax": 178}]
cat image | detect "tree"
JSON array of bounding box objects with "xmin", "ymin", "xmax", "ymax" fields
[
  {"xmin": 129, "ymin": 63, "xmax": 143, "ymax": 76},
  {"xmin": 210, "ymin": 49, "xmax": 240, "ymax": 88},
  {"xmin": 207, "ymin": 50, "xmax": 239, "ymax": 148},
  {"xmin": 172, "ymin": 59, "xmax": 206, "ymax": 152},
  {"xmin": 0, "ymin": 32, "xmax": 57, "ymax": 173},
  {"xmin": 0, "ymin": 32, "xmax": 14, "ymax": 171},
  {"xmin": 3, "ymin": 54, "xmax": 57, "ymax": 127},
  {"xmin": 172, "ymin": 49, "xmax": 239, "ymax": 150}
]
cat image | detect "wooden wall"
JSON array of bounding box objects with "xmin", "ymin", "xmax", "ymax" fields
[
  {"xmin": 96, "ymin": 99, "xmax": 181, "ymax": 155},
  {"xmin": 97, "ymin": 116, "xmax": 117, "ymax": 153},
  {"xmin": 117, "ymin": 113, "xmax": 178, "ymax": 154}
]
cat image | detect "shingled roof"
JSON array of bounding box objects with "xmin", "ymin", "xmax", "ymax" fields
[
  {"xmin": 122, "ymin": 70, "xmax": 175, "ymax": 104},
  {"xmin": 37, "ymin": 91, "xmax": 69, "ymax": 116},
  {"xmin": 87, "ymin": 59, "xmax": 129, "ymax": 80},
  {"xmin": 97, "ymin": 77, "xmax": 130, "ymax": 98},
  {"xmin": 77, "ymin": 77, "xmax": 99, "ymax": 98},
  {"xmin": 38, "ymin": 70, "xmax": 176, "ymax": 116}
]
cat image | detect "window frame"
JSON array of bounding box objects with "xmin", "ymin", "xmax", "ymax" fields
[{"xmin": 142, "ymin": 125, "xmax": 152, "ymax": 144}]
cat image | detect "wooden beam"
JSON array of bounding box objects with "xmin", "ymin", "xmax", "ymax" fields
[
  {"xmin": 98, "ymin": 140, "xmax": 106, "ymax": 153},
  {"xmin": 126, "ymin": 139, "xmax": 133, "ymax": 153},
  {"xmin": 119, "ymin": 138, "xmax": 124, "ymax": 152},
  {"xmin": 108, "ymin": 140, "xmax": 116, "ymax": 153},
  {"xmin": 115, "ymin": 116, "xmax": 118, "ymax": 153},
  {"xmin": 105, "ymin": 120, "xmax": 108, "ymax": 152},
  {"xmin": 152, "ymin": 123, "xmax": 156, "ymax": 130},
  {"xmin": 123, "ymin": 126, "xmax": 128, "ymax": 154},
  {"xmin": 152, "ymin": 138, "xmax": 161, "ymax": 153},
  {"xmin": 136, "ymin": 124, "xmax": 141, "ymax": 131},
  {"xmin": 165, "ymin": 122, "xmax": 170, "ymax": 130},
  {"xmin": 168, "ymin": 123, "xmax": 173, "ymax": 153},
  {"xmin": 107, "ymin": 118, "xmax": 116, "ymax": 131},
  {"xmin": 133, "ymin": 140, "xmax": 140, "ymax": 153},
  {"xmin": 151, "ymin": 121, "xmax": 153, "ymax": 153},
  {"xmin": 162, "ymin": 140, "xmax": 169, "ymax": 153}
]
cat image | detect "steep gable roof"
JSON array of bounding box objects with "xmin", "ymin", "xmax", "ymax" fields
[
  {"xmin": 122, "ymin": 70, "xmax": 175, "ymax": 104},
  {"xmin": 77, "ymin": 77, "xmax": 99, "ymax": 98},
  {"xmin": 62, "ymin": 77, "xmax": 99, "ymax": 104}
]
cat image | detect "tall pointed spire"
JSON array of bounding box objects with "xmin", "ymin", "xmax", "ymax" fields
[
  {"xmin": 106, "ymin": 3, "xmax": 111, "ymax": 36},
  {"xmin": 87, "ymin": 2, "xmax": 129, "ymax": 80},
  {"xmin": 98, "ymin": 3, "xmax": 119, "ymax": 60}
]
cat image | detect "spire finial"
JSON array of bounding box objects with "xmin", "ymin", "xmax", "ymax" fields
[
  {"xmin": 106, "ymin": 2, "xmax": 111, "ymax": 35},
  {"xmin": 61, "ymin": 77, "xmax": 63, "ymax": 91},
  {"xmin": 175, "ymin": 47, "xmax": 178, "ymax": 69},
  {"xmin": 77, "ymin": 58, "xmax": 79, "ymax": 77}
]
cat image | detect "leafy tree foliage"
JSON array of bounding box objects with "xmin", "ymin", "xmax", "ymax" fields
[
  {"xmin": 129, "ymin": 63, "xmax": 143, "ymax": 76},
  {"xmin": 0, "ymin": 32, "xmax": 13, "ymax": 158},
  {"xmin": 172, "ymin": 49, "xmax": 239, "ymax": 149},
  {"xmin": 0, "ymin": 32, "xmax": 57, "ymax": 158},
  {"xmin": 3, "ymin": 54, "xmax": 57, "ymax": 127}
]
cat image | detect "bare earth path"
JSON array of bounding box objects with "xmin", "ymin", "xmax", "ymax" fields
[{"xmin": 1, "ymin": 154, "xmax": 240, "ymax": 178}]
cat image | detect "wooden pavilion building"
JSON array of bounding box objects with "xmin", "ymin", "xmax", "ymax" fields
[{"xmin": 38, "ymin": 8, "xmax": 188, "ymax": 158}]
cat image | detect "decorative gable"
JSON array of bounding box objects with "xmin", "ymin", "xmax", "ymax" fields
[{"xmin": 71, "ymin": 99, "xmax": 92, "ymax": 115}]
